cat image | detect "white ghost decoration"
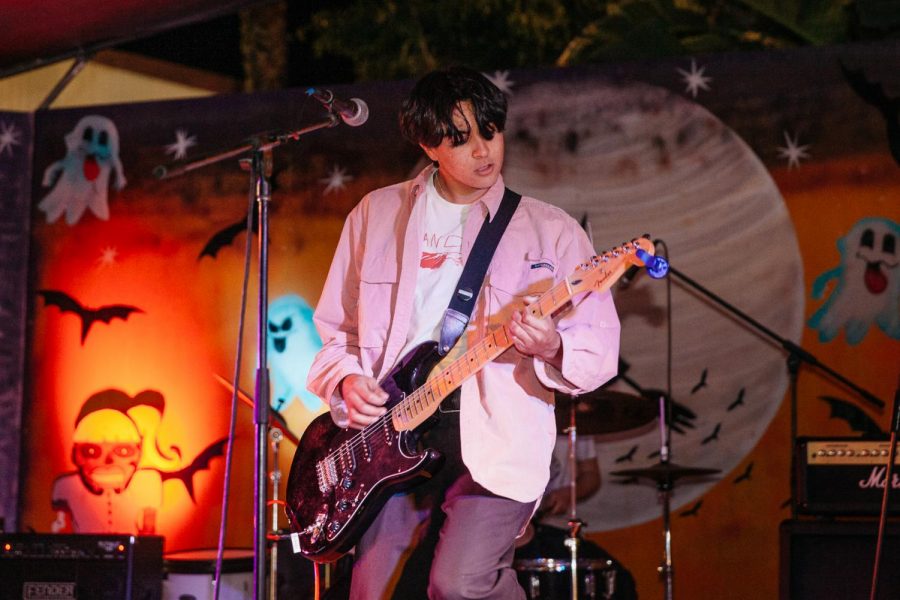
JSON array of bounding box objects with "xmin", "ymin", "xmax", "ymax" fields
[
  {"xmin": 809, "ymin": 217, "xmax": 900, "ymax": 344},
  {"xmin": 39, "ymin": 115, "xmax": 127, "ymax": 225}
]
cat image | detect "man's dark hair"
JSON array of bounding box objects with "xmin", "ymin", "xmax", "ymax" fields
[{"xmin": 400, "ymin": 67, "xmax": 507, "ymax": 148}]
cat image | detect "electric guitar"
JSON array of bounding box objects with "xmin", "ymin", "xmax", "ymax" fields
[{"xmin": 284, "ymin": 237, "xmax": 662, "ymax": 561}]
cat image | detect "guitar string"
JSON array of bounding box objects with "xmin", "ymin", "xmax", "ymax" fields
[
  {"xmin": 318, "ymin": 244, "xmax": 635, "ymax": 473},
  {"xmin": 318, "ymin": 248, "xmax": 626, "ymax": 472},
  {"xmin": 320, "ymin": 252, "xmax": 617, "ymax": 471}
]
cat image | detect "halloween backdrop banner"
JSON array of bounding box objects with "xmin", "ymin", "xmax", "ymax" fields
[{"xmin": 4, "ymin": 40, "xmax": 899, "ymax": 598}]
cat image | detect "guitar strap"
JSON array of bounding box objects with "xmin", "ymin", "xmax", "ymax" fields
[{"xmin": 437, "ymin": 187, "xmax": 522, "ymax": 356}]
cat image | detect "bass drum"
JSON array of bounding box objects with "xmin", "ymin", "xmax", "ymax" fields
[{"xmin": 514, "ymin": 558, "xmax": 616, "ymax": 600}]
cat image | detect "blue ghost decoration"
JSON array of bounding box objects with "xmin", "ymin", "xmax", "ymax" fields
[{"xmin": 267, "ymin": 294, "xmax": 323, "ymax": 411}]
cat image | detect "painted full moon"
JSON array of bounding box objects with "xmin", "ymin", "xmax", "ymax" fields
[{"xmin": 503, "ymin": 78, "xmax": 805, "ymax": 530}]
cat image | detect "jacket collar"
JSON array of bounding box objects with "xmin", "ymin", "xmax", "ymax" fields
[{"xmin": 410, "ymin": 164, "xmax": 506, "ymax": 221}]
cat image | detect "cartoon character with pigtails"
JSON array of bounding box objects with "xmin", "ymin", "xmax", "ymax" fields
[{"xmin": 51, "ymin": 389, "xmax": 225, "ymax": 534}]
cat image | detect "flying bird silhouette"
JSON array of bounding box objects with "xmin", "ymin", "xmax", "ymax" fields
[
  {"xmin": 734, "ymin": 462, "xmax": 754, "ymax": 484},
  {"xmin": 37, "ymin": 289, "xmax": 143, "ymax": 344},
  {"xmin": 701, "ymin": 423, "xmax": 722, "ymax": 445},
  {"xmin": 691, "ymin": 368, "xmax": 708, "ymax": 394},
  {"xmin": 728, "ymin": 388, "xmax": 746, "ymax": 411},
  {"xmin": 680, "ymin": 500, "xmax": 703, "ymax": 517},
  {"xmin": 615, "ymin": 445, "xmax": 638, "ymax": 463}
]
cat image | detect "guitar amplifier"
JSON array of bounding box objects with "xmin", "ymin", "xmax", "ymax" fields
[
  {"xmin": 0, "ymin": 533, "xmax": 163, "ymax": 600},
  {"xmin": 796, "ymin": 437, "xmax": 900, "ymax": 515}
]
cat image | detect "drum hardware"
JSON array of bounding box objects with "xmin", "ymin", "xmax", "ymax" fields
[
  {"xmin": 515, "ymin": 558, "xmax": 616, "ymax": 600},
  {"xmin": 554, "ymin": 389, "xmax": 657, "ymax": 442},
  {"xmin": 550, "ymin": 388, "xmax": 644, "ymax": 600},
  {"xmin": 611, "ymin": 394, "xmax": 720, "ymax": 600},
  {"xmin": 269, "ymin": 428, "xmax": 284, "ymax": 600}
]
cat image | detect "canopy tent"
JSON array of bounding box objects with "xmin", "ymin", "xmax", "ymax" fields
[{"xmin": 0, "ymin": 0, "xmax": 263, "ymax": 77}]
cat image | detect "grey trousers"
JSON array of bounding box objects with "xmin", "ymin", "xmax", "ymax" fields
[{"xmin": 348, "ymin": 412, "xmax": 536, "ymax": 599}]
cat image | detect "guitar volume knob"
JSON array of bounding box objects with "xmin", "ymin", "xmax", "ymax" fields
[{"xmin": 341, "ymin": 477, "xmax": 353, "ymax": 489}]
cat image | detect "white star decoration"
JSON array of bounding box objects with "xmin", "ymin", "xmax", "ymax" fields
[
  {"xmin": 320, "ymin": 164, "xmax": 354, "ymax": 194},
  {"xmin": 677, "ymin": 59, "xmax": 712, "ymax": 98},
  {"xmin": 484, "ymin": 70, "xmax": 515, "ymax": 95},
  {"xmin": 777, "ymin": 131, "xmax": 811, "ymax": 170},
  {"xmin": 97, "ymin": 246, "xmax": 118, "ymax": 267},
  {"xmin": 165, "ymin": 129, "xmax": 197, "ymax": 160},
  {"xmin": 0, "ymin": 121, "xmax": 23, "ymax": 157}
]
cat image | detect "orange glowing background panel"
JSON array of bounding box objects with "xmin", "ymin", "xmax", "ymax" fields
[{"xmin": 24, "ymin": 199, "xmax": 341, "ymax": 550}]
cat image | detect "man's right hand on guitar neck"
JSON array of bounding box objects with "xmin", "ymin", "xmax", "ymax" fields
[{"xmin": 339, "ymin": 374, "xmax": 389, "ymax": 429}]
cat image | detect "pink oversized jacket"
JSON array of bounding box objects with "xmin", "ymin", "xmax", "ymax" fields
[{"xmin": 307, "ymin": 165, "xmax": 620, "ymax": 502}]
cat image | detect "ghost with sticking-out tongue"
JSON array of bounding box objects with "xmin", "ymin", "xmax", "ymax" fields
[
  {"xmin": 808, "ymin": 217, "xmax": 900, "ymax": 344},
  {"xmin": 38, "ymin": 115, "xmax": 127, "ymax": 225}
]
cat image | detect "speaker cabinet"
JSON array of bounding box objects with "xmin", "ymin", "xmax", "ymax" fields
[
  {"xmin": 0, "ymin": 533, "xmax": 163, "ymax": 600},
  {"xmin": 780, "ymin": 520, "xmax": 900, "ymax": 600}
]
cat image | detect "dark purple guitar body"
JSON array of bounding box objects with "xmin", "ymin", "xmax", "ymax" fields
[{"xmin": 284, "ymin": 341, "xmax": 445, "ymax": 562}]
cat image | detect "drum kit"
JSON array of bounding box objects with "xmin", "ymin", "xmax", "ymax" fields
[{"xmin": 513, "ymin": 386, "xmax": 720, "ymax": 600}]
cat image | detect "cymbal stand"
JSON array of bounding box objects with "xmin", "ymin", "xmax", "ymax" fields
[
  {"xmin": 563, "ymin": 400, "xmax": 583, "ymax": 600},
  {"xmin": 655, "ymin": 392, "xmax": 674, "ymax": 600},
  {"xmin": 269, "ymin": 428, "xmax": 284, "ymax": 600}
]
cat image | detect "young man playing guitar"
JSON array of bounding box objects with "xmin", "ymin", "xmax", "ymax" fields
[{"xmin": 306, "ymin": 67, "xmax": 621, "ymax": 599}]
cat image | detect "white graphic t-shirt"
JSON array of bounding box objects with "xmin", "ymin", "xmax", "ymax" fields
[{"xmin": 398, "ymin": 172, "xmax": 471, "ymax": 362}]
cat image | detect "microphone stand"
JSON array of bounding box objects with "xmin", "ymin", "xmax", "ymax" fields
[
  {"xmin": 155, "ymin": 113, "xmax": 340, "ymax": 600},
  {"xmin": 663, "ymin": 263, "xmax": 884, "ymax": 521},
  {"xmin": 869, "ymin": 380, "xmax": 900, "ymax": 600}
]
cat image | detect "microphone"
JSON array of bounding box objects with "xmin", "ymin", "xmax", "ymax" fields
[
  {"xmin": 306, "ymin": 87, "xmax": 369, "ymax": 127},
  {"xmin": 619, "ymin": 246, "xmax": 669, "ymax": 289}
]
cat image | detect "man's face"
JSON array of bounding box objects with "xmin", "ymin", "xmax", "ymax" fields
[
  {"xmin": 73, "ymin": 441, "xmax": 141, "ymax": 494},
  {"xmin": 421, "ymin": 100, "xmax": 504, "ymax": 204}
]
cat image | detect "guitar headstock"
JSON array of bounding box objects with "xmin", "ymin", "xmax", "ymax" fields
[{"xmin": 568, "ymin": 236, "xmax": 660, "ymax": 296}]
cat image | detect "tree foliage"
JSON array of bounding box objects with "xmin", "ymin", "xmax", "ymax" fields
[{"xmin": 298, "ymin": 0, "xmax": 899, "ymax": 80}]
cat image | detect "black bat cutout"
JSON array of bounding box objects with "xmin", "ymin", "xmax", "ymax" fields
[
  {"xmin": 38, "ymin": 289, "xmax": 143, "ymax": 344},
  {"xmin": 733, "ymin": 462, "xmax": 753, "ymax": 484},
  {"xmin": 818, "ymin": 395, "xmax": 884, "ymax": 436},
  {"xmin": 840, "ymin": 61, "xmax": 900, "ymax": 166},
  {"xmin": 158, "ymin": 438, "xmax": 227, "ymax": 502},
  {"xmin": 679, "ymin": 500, "xmax": 703, "ymax": 517},
  {"xmin": 615, "ymin": 445, "xmax": 638, "ymax": 463},
  {"xmin": 701, "ymin": 423, "xmax": 722, "ymax": 445},
  {"xmin": 691, "ymin": 368, "xmax": 708, "ymax": 394},
  {"xmin": 198, "ymin": 210, "xmax": 259, "ymax": 260},
  {"xmin": 728, "ymin": 388, "xmax": 745, "ymax": 411}
]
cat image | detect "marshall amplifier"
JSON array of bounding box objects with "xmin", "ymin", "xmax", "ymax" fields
[
  {"xmin": 0, "ymin": 533, "xmax": 163, "ymax": 600},
  {"xmin": 796, "ymin": 437, "xmax": 900, "ymax": 515},
  {"xmin": 780, "ymin": 519, "xmax": 900, "ymax": 600}
]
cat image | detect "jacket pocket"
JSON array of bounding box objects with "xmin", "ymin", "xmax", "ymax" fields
[{"xmin": 358, "ymin": 254, "xmax": 398, "ymax": 348}]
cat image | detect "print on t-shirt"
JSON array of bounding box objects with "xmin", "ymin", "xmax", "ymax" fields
[{"xmin": 420, "ymin": 230, "xmax": 463, "ymax": 269}]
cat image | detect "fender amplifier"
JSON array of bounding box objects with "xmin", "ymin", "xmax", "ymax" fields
[
  {"xmin": 796, "ymin": 437, "xmax": 900, "ymax": 515},
  {"xmin": 0, "ymin": 533, "xmax": 163, "ymax": 600}
]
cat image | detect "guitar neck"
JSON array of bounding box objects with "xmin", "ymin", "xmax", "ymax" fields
[
  {"xmin": 391, "ymin": 271, "xmax": 599, "ymax": 431},
  {"xmin": 389, "ymin": 236, "xmax": 655, "ymax": 431}
]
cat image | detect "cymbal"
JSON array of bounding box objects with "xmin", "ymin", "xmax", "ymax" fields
[
  {"xmin": 555, "ymin": 389, "xmax": 657, "ymax": 439},
  {"xmin": 610, "ymin": 461, "xmax": 721, "ymax": 485}
]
